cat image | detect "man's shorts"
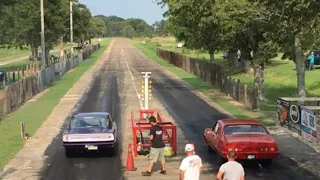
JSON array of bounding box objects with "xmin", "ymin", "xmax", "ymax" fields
[{"xmin": 149, "ymin": 147, "xmax": 165, "ymax": 163}]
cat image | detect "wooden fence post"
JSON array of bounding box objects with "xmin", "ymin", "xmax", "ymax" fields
[
  {"xmin": 20, "ymin": 121, "xmax": 25, "ymax": 140},
  {"xmin": 5, "ymin": 72, "xmax": 9, "ymax": 84},
  {"xmin": 13, "ymin": 72, "xmax": 16, "ymax": 82},
  {"xmin": 33, "ymin": 63, "xmax": 36, "ymax": 74},
  {"xmin": 244, "ymin": 84, "xmax": 248, "ymax": 106},
  {"xmin": 27, "ymin": 64, "xmax": 31, "ymax": 75},
  {"xmin": 223, "ymin": 75, "xmax": 228, "ymax": 93},
  {"xmin": 26, "ymin": 66, "xmax": 29, "ymax": 77},
  {"xmin": 236, "ymin": 79, "xmax": 241, "ymax": 102},
  {"xmin": 17, "ymin": 69, "xmax": 20, "ymax": 80},
  {"xmin": 227, "ymin": 77, "xmax": 232, "ymax": 97},
  {"xmin": 252, "ymin": 87, "xmax": 258, "ymax": 110},
  {"xmin": 2, "ymin": 73, "xmax": 5, "ymax": 87},
  {"xmin": 232, "ymin": 79, "xmax": 236, "ymax": 99}
]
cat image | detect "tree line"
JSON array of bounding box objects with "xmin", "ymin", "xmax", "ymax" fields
[
  {"xmin": 95, "ymin": 15, "xmax": 168, "ymax": 38},
  {"xmin": 157, "ymin": 0, "xmax": 320, "ymax": 101},
  {"xmin": 0, "ymin": 0, "xmax": 167, "ymax": 61},
  {"xmin": 0, "ymin": 0, "xmax": 107, "ymax": 60}
]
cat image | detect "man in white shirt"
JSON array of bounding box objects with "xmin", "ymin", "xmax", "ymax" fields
[
  {"xmin": 179, "ymin": 143, "xmax": 202, "ymax": 180},
  {"xmin": 216, "ymin": 151, "xmax": 245, "ymax": 180}
]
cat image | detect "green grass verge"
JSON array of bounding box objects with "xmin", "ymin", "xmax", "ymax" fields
[
  {"xmin": 0, "ymin": 38, "xmax": 111, "ymax": 171},
  {"xmin": 0, "ymin": 47, "xmax": 30, "ymax": 62},
  {"xmin": 132, "ymin": 40, "xmax": 276, "ymax": 127}
]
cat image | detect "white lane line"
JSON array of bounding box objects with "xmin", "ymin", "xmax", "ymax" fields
[{"xmin": 121, "ymin": 48, "xmax": 144, "ymax": 109}]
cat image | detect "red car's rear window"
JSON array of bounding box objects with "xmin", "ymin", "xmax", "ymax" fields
[{"xmin": 224, "ymin": 124, "xmax": 267, "ymax": 135}]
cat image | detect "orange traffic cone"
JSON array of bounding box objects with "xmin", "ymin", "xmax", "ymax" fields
[{"xmin": 126, "ymin": 144, "xmax": 137, "ymax": 171}]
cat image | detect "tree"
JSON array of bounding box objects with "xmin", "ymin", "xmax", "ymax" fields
[
  {"xmin": 161, "ymin": 0, "xmax": 223, "ymax": 61},
  {"xmin": 212, "ymin": 0, "xmax": 279, "ymax": 103},
  {"xmin": 107, "ymin": 21, "xmax": 125, "ymax": 37},
  {"xmin": 93, "ymin": 15, "xmax": 153, "ymax": 38},
  {"xmin": 253, "ymin": 0, "xmax": 320, "ymax": 97},
  {"xmin": 94, "ymin": 15, "xmax": 125, "ymax": 37},
  {"xmin": 125, "ymin": 18, "xmax": 153, "ymax": 37},
  {"xmin": 88, "ymin": 17, "xmax": 106, "ymax": 40},
  {"xmin": 70, "ymin": 3, "xmax": 92, "ymax": 46},
  {"xmin": 160, "ymin": 0, "xmax": 281, "ymax": 105},
  {"xmin": 0, "ymin": 0, "xmax": 21, "ymax": 45},
  {"xmin": 121, "ymin": 25, "xmax": 135, "ymax": 38},
  {"xmin": 0, "ymin": 0, "xmax": 99, "ymax": 66},
  {"xmin": 153, "ymin": 19, "xmax": 169, "ymax": 36}
]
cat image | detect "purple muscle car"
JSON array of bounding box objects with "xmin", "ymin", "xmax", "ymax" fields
[{"xmin": 62, "ymin": 112, "xmax": 117, "ymax": 157}]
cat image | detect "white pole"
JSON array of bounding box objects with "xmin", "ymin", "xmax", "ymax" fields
[
  {"xmin": 141, "ymin": 72, "xmax": 152, "ymax": 110},
  {"xmin": 70, "ymin": 1, "xmax": 73, "ymax": 56},
  {"xmin": 144, "ymin": 77, "xmax": 148, "ymax": 110},
  {"xmin": 40, "ymin": 0, "xmax": 46, "ymax": 69}
]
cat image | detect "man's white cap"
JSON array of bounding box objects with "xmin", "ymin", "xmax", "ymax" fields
[{"xmin": 185, "ymin": 143, "xmax": 195, "ymax": 152}]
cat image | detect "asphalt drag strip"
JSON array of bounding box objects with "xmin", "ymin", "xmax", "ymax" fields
[{"xmin": 38, "ymin": 44, "xmax": 126, "ymax": 180}]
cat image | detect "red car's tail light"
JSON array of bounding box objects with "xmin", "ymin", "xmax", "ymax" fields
[{"xmin": 227, "ymin": 146, "xmax": 241, "ymax": 152}]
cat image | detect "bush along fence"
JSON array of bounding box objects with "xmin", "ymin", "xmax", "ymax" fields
[
  {"xmin": 0, "ymin": 43, "xmax": 100, "ymax": 118},
  {"xmin": 156, "ymin": 48, "xmax": 256, "ymax": 109}
]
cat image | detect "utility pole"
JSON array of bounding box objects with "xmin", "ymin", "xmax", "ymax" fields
[
  {"xmin": 70, "ymin": 1, "xmax": 73, "ymax": 56},
  {"xmin": 40, "ymin": 0, "xmax": 46, "ymax": 69}
]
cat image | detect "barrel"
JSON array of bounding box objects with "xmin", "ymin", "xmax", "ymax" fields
[{"xmin": 163, "ymin": 144, "xmax": 173, "ymax": 157}]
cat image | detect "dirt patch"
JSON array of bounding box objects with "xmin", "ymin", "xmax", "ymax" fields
[
  {"xmin": 0, "ymin": 91, "xmax": 6, "ymax": 99},
  {"xmin": 28, "ymin": 88, "xmax": 50, "ymax": 102},
  {"xmin": 66, "ymin": 69, "xmax": 75, "ymax": 74}
]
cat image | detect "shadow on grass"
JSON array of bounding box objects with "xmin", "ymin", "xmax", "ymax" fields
[
  {"xmin": 266, "ymin": 60, "xmax": 290, "ymax": 68},
  {"xmin": 258, "ymin": 86, "xmax": 297, "ymax": 112},
  {"xmin": 308, "ymin": 81, "xmax": 320, "ymax": 91}
]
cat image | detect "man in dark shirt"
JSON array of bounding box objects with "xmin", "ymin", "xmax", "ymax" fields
[{"xmin": 142, "ymin": 116, "xmax": 166, "ymax": 176}]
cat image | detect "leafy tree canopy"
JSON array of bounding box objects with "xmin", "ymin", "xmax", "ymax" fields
[{"xmin": 94, "ymin": 15, "xmax": 154, "ymax": 38}]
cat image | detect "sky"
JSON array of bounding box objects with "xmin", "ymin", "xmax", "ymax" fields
[{"xmin": 79, "ymin": 0, "xmax": 168, "ymax": 25}]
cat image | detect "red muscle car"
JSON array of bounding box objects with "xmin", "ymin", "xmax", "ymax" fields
[{"xmin": 204, "ymin": 119, "xmax": 279, "ymax": 166}]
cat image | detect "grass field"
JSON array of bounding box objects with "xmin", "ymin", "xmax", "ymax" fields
[
  {"xmin": 133, "ymin": 38, "xmax": 304, "ymax": 127},
  {"xmin": 0, "ymin": 38, "xmax": 103, "ymax": 72},
  {"xmin": 0, "ymin": 44, "xmax": 70, "ymax": 62},
  {"xmin": 0, "ymin": 38, "xmax": 102, "ymax": 62},
  {"xmin": 1, "ymin": 61, "xmax": 33, "ymax": 72},
  {"xmin": 0, "ymin": 38, "xmax": 111, "ymax": 171}
]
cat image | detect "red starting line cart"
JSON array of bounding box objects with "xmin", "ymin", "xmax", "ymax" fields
[{"xmin": 130, "ymin": 109, "xmax": 177, "ymax": 157}]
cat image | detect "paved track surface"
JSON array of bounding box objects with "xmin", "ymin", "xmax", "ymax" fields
[
  {"xmin": 38, "ymin": 42, "xmax": 126, "ymax": 180},
  {"xmin": 37, "ymin": 39, "xmax": 319, "ymax": 180}
]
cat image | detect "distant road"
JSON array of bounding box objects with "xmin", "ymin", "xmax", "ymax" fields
[
  {"xmin": 0, "ymin": 48, "xmax": 63, "ymax": 66},
  {"xmin": 0, "ymin": 56, "xmax": 29, "ymax": 66},
  {"xmin": 0, "ymin": 40, "xmax": 101, "ymax": 67}
]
